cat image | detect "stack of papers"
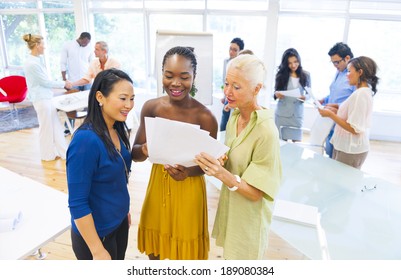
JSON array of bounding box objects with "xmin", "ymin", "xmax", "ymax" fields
[
  {"xmin": 273, "ymin": 199, "xmax": 318, "ymax": 227},
  {"xmin": 277, "ymin": 88, "xmax": 302, "ymax": 98},
  {"xmin": 145, "ymin": 117, "xmax": 230, "ymax": 167}
]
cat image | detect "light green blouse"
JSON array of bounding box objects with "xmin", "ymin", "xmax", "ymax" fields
[{"xmin": 212, "ymin": 108, "xmax": 282, "ymax": 260}]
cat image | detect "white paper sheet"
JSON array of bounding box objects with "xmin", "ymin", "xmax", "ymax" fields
[
  {"xmin": 305, "ymin": 87, "xmax": 324, "ymax": 109},
  {"xmin": 276, "ymin": 88, "xmax": 302, "ymax": 98},
  {"xmin": 273, "ymin": 199, "xmax": 318, "ymax": 227},
  {"xmin": 145, "ymin": 117, "xmax": 229, "ymax": 167}
]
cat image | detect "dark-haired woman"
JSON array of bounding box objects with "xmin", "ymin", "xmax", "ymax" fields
[
  {"xmin": 131, "ymin": 46, "xmax": 218, "ymax": 260},
  {"xmin": 274, "ymin": 48, "xmax": 311, "ymax": 141},
  {"xmin": 67, "ymin": 68, "xmax": 134, "ymax": 260},
  {"xmin": 319, "ymin": 56, "xmax": 379, "ymax": 169}
]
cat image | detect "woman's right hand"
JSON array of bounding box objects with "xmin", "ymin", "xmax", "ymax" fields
[
  {"xmin": 92, "ymin": 247, "xmax": 112, "ymax": 260},
  {"xmin": 194, "ymin": 152, "xmax": 225, "ymax": 177}
]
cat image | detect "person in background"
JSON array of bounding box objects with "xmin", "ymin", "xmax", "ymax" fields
[
  {"xmin": 131, "ymin": 46, "xmax": 218, "ymax": 260},
  {"xmin": 22, "ymin": 33, "xmax": 71, "ymax": 161},
  {"xmin": 60, "ymin": 32, "xmax": 93, "ymax": 91},
  {"xmin": 70, "ymin": 41, "xmax": 121, "ymax": 89},
  {"xmin": 220, "ymin": 37, "xmax": 244, "ymax": 131},
  {"xmin": 60, "ymin": 32, "xmax": 94, "ymax": 135},
  {"xmin": 273, "ymin": 48, "xmax": 311, "ymax": 142},
  {"xmin": 195, "ymin": 54, "xmax": 282, "ymax": 260},
  {"xmin": 67, "ymin": 68, "xmax": 134, "ymax": 260},
  {"xmin": 318, "ymin": 56, "xmax": 379, "ymax": 169},
  {"xmin": 319, "ymin": 42, "xmax": 355, "ymax": 157}
]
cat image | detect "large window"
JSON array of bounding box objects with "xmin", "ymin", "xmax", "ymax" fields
[
  {"xmin": 44, "ymin": 13, "xmax": 76, "ymax": 80},
  {"xmin": 92, "ymin": 12, "xmax": 145, "ymax": 88},
  {"xmin": 1, "ymin": 0, "xmax": 401, "ymax": 113},
  {"xmin": 276, "ymin": 15, "xmax": 345, "ymax": 99},
  {"xmin": 1, "ymin": 14, "xmax": 39, "ymax": 73},
  {"xmin": 207, "ymin": 15, "xmax": 267, "ymax": 93},
  {"xmin": 348, "ymin": 19, "xmax": 401, "ymax": 112},
  {"xmin": 0, "ymin": 1, "xmax": 74, "ymax": 79}
]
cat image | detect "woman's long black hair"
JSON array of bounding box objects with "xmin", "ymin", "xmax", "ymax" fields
[
  {"xmin": 81, "ymin": 68, "xmax": 133, "ymax": 159},
  {"xmin": 275, "ymin": 48, "xmax": 308, "ymax": 91}
]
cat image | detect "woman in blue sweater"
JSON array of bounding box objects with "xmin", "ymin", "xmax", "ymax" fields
[{"xmin": 67, "ymin": 68, "xmax": 134, "ymax": 260}]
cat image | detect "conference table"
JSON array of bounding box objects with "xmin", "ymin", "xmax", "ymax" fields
[
  {"xmin": 0, "ymin": 166, "xmax": 70, "ymax": 260},
  {"xmin": 271, "ymin": 142, "xmax": 401, "ymax": 259},
  {"xmin": 52, "ymin": 89, "xmax": 89, "ymax": 133}
]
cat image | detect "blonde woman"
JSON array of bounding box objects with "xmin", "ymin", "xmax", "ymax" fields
[
  {"xmin": 22, "ymin": 34, "xmax": 71, "ymax": 161},
  {"xmin": 195, "ymin": 54, "xmax": 282, "ymax": 259}
]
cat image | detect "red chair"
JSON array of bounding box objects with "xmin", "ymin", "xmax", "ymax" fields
[{"xmin": 0, "ymin": 75, "xmax": 28, "ymax": 125}]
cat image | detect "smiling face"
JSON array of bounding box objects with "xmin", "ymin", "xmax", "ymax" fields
[
  {"xmin": 162, "ymin": 54, "xmax": 194, "ymax": 99},
  {"xmin": 96, "ymin": 79, "xmax": 135, "ymax": 128},
  {"xmin": 224, "ymin": 67, "xmax": 259, "ymax": 110},
  {"xmin": 94, "ymin": 43, "xmax": 106, "ymax": 58},
  {"xmin": 287, "ymin": 55, "xmax": 299, "ymax": 73}
]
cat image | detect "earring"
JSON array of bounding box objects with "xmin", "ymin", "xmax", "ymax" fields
[
  {"xmin": 99, "ymin": 102, "xmax": 103, "ymax": 107},
  {"xmin": 189, "ymin": 84, "xmax": 197, "ymax": 97}
]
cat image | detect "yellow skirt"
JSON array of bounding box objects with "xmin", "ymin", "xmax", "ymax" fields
[{"xmin": 137, "ymin": 164, "xmax": 209, "ymax": 260}]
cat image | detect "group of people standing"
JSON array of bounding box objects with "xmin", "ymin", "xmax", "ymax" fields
[
  {"xmin": 273, "ymin": 42, "xmax": 378, "ymax": 170},
  {"xmin": 22, "ymin": 32, "xmax": 120, "ymax": 161},
  {"xmin": 21, "ymin": 31, "xmax": 378, "ymax": 261}
]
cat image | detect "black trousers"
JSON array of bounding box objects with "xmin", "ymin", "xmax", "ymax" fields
[{"xmin": 71, "ymin": 216, "xmax": 129, "ymax": 260}]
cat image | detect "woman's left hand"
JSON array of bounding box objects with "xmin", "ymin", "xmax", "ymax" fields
[
  {"xmin": 194, "ymin": 152, "xmax": 224, "ymax": 177},
  {"xmin": 164, "ymin": 164, "xmax": 189, "ymax": 181}
]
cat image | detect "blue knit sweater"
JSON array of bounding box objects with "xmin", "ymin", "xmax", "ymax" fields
[{"xmin": 67, "ymin": 125, "xmax": 131, "ymax": 238}]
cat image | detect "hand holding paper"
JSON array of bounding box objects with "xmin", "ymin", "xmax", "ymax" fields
[
  {"xmin": 275, "ymin": 88, "xmax": 302, "ymax": 99},
  {"xmin": 145, "ymin": 117, "xmax": 229, "ymax": 167}
]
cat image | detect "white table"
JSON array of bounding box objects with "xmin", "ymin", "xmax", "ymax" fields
[
  {"xmin": 52, "ymin": 90, "xmax": 89, "ymax": 133},
  {"xmin": 52, "ymin": 90, "xmax": 138, "ymax": 133},
  {"xmin": 272, "ymin": 143, "xmax": 401, "ymax": 259},
  {"xmin": 0, "ymin": 166, "xmax": 70, "ymax": 260}
]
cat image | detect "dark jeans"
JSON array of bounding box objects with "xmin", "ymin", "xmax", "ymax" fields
[
  {"xmin": 220, "ymin": 100, "xmax": 231, "ymax": 131},
  {"xmin": 325, "ymin": 128, "xmax": 334, "ymax": 158},
  {"xmin": 71, "ymin": 216, "xmax": 129, "ymax": 260}
]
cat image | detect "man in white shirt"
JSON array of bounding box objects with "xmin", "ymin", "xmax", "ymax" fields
[
  {"xmin": 71, "ymin": 41, "xmax": 121, "ymax": 88},
  {"xmin": 60, "ymin": 32, "xmax": 93, "ymax": 91}
]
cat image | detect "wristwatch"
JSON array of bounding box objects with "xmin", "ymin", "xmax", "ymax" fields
[{"xmin": 227, "ymin": 175, "xmax": 241, "ymax": 192}]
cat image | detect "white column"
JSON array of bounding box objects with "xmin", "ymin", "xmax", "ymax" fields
[{"xmin": 262, "ymin": 0, "xmax": 280, "ymax": 108}]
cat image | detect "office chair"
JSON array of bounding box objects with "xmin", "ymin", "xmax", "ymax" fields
[
  {"xmin": 291, "ymin": 115, "xmax": 335, "ymax": 155},
  {"xmin": 0, "ymin": 75, "xmax": 28, "ymax": 126}
]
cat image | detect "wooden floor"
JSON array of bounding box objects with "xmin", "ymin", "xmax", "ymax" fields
[{"xmin": 1, "ymin": 119, "xmax": 400, "ymax": 260}]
